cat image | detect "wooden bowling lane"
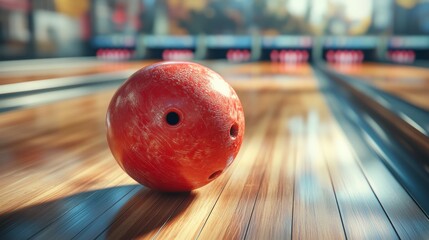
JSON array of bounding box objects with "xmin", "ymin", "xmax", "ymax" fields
[
  {"xmin": 0, "ymin": 62, "xmax": 428, "ymax": 239},
  {"xmin": 329, "ymin": 63, "xmax": 429, "ymax": 110}
]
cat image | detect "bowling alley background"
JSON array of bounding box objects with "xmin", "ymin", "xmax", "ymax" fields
[
  {"xmin": 1, "ymin": 0, "xmax": 429, "ymax": 239},
  {"xmin": 1, "ymin": 0, "xmax": 429, "ymax": 62}
]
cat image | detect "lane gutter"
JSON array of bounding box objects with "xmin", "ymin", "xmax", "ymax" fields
[{"xmin": 313, "ymin": 63, "xmax": 429, "ymax": 217}]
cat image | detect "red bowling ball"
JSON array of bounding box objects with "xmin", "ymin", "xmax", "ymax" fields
[{"xmin": 106, "ymin": 62, "xmax": 245, "ymax": 191}]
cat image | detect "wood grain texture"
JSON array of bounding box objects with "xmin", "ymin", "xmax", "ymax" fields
[
  {"xmin": 0, "ymin": 61, "xmax": 428, "ymax": 239},
  {"xmin": 245, "ymin": 105, "xmax": 295, "ymax": 240},
  {"xmin": 291, "ymin": 110, "xmax": 345, "ymax": 240},
  {"xmin": 321, "ymin": 124, "xmax": 399, "ymax": 239}
]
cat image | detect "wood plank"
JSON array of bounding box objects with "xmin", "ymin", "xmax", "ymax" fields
[
  {"xmin": 321, "ymin": 123, "xmax": 399, "ymax": 239},
  {"xmin": 28, "ymin": 177, "xmax": 136, "ymax": 239},
  {"xmin": 96, "ymin": 190, "xmax": 190, "ymax": 240},
  {"xmin": 291, "ymin": 110, "xmax": 345, "ymax": 240},
  {"xmin": 245, "ymin": 103, "xmax": 295, "ymax": 239},
  {"xmin": 0, "ymin": 150, "xmax": 115, "ymax": 214},
  {"xmin": 0, "ymin": 174, "xmax": 135, "ymax": 239},
  {"xmin": 335, "ymin": 122, "xmax": 429, "ymax": 238},
  {"xmin": 72, "ymin": 186, "xmax": 142, "ymax": 239}
]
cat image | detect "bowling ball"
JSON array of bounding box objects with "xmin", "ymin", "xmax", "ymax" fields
[{"xmin": 106, "ymin": 62, "xmax": 245, "ymax": 192}]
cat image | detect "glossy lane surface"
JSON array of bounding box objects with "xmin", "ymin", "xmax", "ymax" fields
[{"xmin": 0, "ymin": 61, "xmax": 428, "ymax": 239}]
